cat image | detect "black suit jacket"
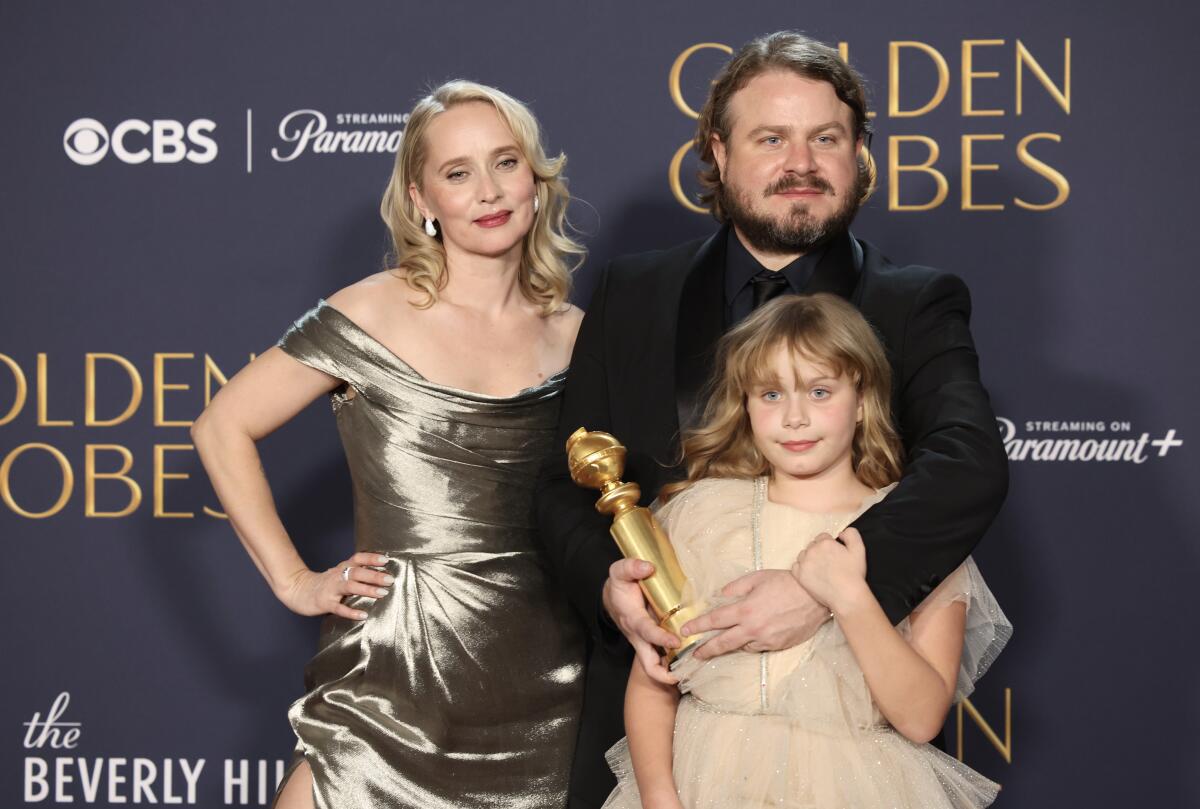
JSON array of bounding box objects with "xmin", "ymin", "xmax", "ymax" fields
[{"xmin": 535, "ymin": 227, "xmax": 1009, "ymax": 808}]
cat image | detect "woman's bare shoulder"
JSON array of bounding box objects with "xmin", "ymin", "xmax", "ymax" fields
[
  {"xmin": 544, "ymin": 302, "xmax": 584, "ymax": 358},
  {"xmin": 547, "ymin": 302, "xmax": 584, "ymax": 338},
  {"xmin": 326, "ymin": 272, "xmax": 412, "ymax": 331}
]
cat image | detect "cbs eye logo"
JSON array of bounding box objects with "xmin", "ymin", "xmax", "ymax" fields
[{"xmin": 63, "ymin": 118, "xmax": 218, "ymax": 165}]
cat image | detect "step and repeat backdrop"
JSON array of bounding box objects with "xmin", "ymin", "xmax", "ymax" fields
[{"xmin": 2, "ymin": 1, "xmax": 1197, "ymax": 806}]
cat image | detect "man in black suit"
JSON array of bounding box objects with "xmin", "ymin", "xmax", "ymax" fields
[{"xmin": 535, "ymin": 31, "xmax": 1008, "ymax": 808}]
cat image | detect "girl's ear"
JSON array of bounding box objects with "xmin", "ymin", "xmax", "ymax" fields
[{"xmin": 856, "ymin": 398, "xmax": 865, "ymax": 423}]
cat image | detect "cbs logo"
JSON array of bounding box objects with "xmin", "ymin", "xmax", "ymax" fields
[{"xmin": 63, "ymin": 118, "xmax": 218, "ymax": 165}]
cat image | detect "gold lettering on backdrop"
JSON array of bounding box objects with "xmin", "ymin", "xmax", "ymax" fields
[
  {"xmin": 0, "ymin": 443, "xmax": 74, "ymax": 518},
  {"xmin": 154, "ymin": 353, "xmax": 194, "ymax": 428},
  {"xmin": 956, "ymin": 688, "xmax": 1013, "ymax": 764},
  {"xmin": 85, "ymin": 353, "xmax": 143, "ymax": 427},
  {"xmin": 667, "ymin": 43, "xmax": 733, "ymax": 214},
  {"xmin": 0, "ymin": 353, "xmax": 28, "ymax": 426},
  {"xmin": 37, "ymin": 354, "xmax": 73, "ymax": 427},
  {"xmin": 85, "ymin": 444, "xmax": 142, "ymax": 518},
  {"xmin": 961, "ymin": 134, "xmax": 1006, "ymax": 211},
  {"xmin": 1015, "ymin": 133, "xmax": 1070, "ymax": 209},
  {"xmin": 669, "ymin": 140, "xmax": 708, "ymax": 214},
  {"xmin": 668, "ymin": 42, "xmax": 733, "ymax": 118},
  {"xmin": 888, "ymin": 136, "xmax": 949, "ymax": 211},
  {"xmin": 889, "ymin": 42, "xmax": 951, "ymax": 117},
  {"xmin": 668, "ymin": 38, "xmax": 1071, "ymax": 215},
  {"xmin": 837, "ymin": 42, "xmax": 879, "ymax": 118},
  {"xmin": 154, "ymin": 444, "xmax": 194, "ymax": 518},
  {"xmin": 1017, "ymin": 39, "xmax": 1071, "ymax": 114},
  {"xmin": 962, "ymin": 39, "xmax": 1006, "ymax": 116},
  {"xmin": 0, "ymin": 353, "xmax": 260, "ymax": 519}
]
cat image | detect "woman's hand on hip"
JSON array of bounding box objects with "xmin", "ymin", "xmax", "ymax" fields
[{"xmin": 278, "ymin": 552, "xmax": 394, "ymax": 619}]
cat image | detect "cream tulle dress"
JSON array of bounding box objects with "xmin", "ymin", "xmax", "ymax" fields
[{"xmin": 602, "ymin": 477, "xmax": 1012, "ymax": 809}]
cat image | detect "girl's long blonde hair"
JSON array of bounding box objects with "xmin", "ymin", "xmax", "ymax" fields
[
  {"xmin": 379, "ymin": 80, "xmax": 585, "ymax": 315},
  {"xmin": 663, "ymin": 293, "xmax": 903, "ymax": 499}
]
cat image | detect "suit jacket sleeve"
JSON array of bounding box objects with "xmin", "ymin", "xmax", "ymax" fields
[
  {"xmin": 535, "ymin": 265, "xmax": 625, "ymax": 646},
  {"xmin": 850, "ymin": 271, "xmax": 1009, "ymax": 624}
]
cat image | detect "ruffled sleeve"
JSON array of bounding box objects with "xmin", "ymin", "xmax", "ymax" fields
[
  {"xmin": 650, "ymin": 484, "xmax": 710, "ymax": 606},
  {"xmin": 651, "ymin": 478, "xmax": 756, "ymax": 603},
  {"xmin": 912, "ymin": 557, "xmax": 1012, "ymax": 700}
]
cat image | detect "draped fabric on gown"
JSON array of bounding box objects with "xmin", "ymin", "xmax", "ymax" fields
[
  {"xmin": 276, "ymin": 300, "xmax": 584, "ymax": 809},
  {"xmin": 603, "ymin": 477, "xmax": 1011, "ymax": 809}
]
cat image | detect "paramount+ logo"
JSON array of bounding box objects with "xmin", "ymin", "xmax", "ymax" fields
[{"xmin": 63, "ymin": 117, "xmax": 218, "ymax": 166}]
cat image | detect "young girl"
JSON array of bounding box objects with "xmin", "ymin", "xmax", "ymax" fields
[{"xmin": 603, "ymin": 294, "xmax": 1011, "ymax": 809}]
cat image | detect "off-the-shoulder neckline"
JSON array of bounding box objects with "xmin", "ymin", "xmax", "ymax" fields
[{"xmin": 316, "ymin": 299, "xmax": 568, "ymax": 402}]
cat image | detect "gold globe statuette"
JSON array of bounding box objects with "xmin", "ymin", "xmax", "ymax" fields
[{"xmin": 566, "ymin": 427, "xmax": 705, "ymax": 661}]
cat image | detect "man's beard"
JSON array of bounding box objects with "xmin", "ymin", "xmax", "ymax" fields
[{"xmin": 720, "ymin": 170, "xmax": 866, "ymax": 255}]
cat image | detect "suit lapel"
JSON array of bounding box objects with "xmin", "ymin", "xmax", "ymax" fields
[
  {"xmin": 804, "ymin": 231, "xmax": 863, "ymax": 302},
  {"xmin": 673, "ymin": 228, "xmax": 728, "ymax": 436}
]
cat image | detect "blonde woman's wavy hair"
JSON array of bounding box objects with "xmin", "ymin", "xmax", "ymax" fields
[
  {"xmin": 380, "ymin": 80, "xmax": 584, "ymax": 315},
  {"xmin": 663, "ymin": 293, "xmax": 903, "ymax": 500}
]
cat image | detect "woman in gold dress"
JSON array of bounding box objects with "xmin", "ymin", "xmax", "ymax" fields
[{"xmin": 193, "ymin": 81, "xmax": 586, "ymax": 809}]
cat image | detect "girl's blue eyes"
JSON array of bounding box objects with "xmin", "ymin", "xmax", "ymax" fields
[{"xmin": 761, "ymin": 388, "xmax": 832, "ymax": 401}]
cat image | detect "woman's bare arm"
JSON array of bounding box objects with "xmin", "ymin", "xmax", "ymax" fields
[{"xmin": 192, "ymin": 346, "xmax": 391, "ymax": 617}]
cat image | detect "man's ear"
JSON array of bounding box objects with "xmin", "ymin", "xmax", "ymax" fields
[{"xmin": 711, "ymin": 134, "xmax": 727, "ymax": 182}]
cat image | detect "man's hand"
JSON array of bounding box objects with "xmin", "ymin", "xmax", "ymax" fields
[
  {"xmin": 680, "ymin": 569, "xmax": 829, "ymax": 660},
  {"xmin": 602, "ymin": 558, "xmax": 680, "ymax": 684}
]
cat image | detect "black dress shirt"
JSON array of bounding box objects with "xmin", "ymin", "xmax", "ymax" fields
[{"xmin": 724, "ymin": 229, "xmax": 829, "ymax": 325}]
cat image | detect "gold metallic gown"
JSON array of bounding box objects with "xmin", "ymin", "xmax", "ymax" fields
[{"xmin": 276, "ymin": 300, "xmax": 585, "ymax": 809}]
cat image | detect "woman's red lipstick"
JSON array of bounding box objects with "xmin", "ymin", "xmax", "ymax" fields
[{"xmin": 474, "ymin": 211, "xmax": 512, "ymax": 228}]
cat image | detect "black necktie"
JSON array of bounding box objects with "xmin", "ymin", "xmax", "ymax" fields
[{"xmin": 751, "ymin": 271, "xmax": 791, "ymax": 310}]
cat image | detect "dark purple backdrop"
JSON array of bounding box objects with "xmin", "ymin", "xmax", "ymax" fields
[{"xmin": 3, "ymin": 1, "xmax": 1197, "ymax": 806}]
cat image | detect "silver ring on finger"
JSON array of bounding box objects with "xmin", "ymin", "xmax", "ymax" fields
[{"xmin": 341, "ymin": 565, "xmax": 353, "ymax": 582}]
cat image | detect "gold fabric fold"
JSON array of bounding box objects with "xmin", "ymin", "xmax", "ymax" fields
[{"xmin": 277, "ymin": 301, "xmax": 584, "ymax": 809}]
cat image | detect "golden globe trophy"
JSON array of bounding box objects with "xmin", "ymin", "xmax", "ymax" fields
[{"xmin": 566, "ymin": 427, "xmax": 704, "ymax": 662}]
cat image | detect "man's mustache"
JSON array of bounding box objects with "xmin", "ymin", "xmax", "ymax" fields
[{"xmin": 764, "ymin": 176, "xmax": 833, "ymax": 196}]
